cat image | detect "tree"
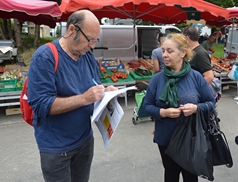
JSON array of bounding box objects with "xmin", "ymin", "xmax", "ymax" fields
[
  {"xmin": 0, "ymin": 19, "xmax": 12, "ymax": 40},
  {"xmin": 205, "ymin": 0, "xmax": 238, "ymax": 8},
  {"xmin": 34, "ymin": 25, "xmax": 40, "ymax": 48},
  {"xmin": 14, "ymin": 19, "xmax": 22, "ymax": 49}
]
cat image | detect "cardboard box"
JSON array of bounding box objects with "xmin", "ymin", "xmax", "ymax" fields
[
  {"xmin": 222, "ymin": 85, "xmax": 229, "ymax": 90},
  {"xmin": 19, "ymin": 66, "xmax": 29, "ymax": 72},
  {"xmin": 101, "ymin": 60, "xmax": 124, "ymax": 70},
  {"xmin": 5, "ymin": 107, "xmax": 21, "ymax": 115},
  {"xmin": 4, "ymin": 65, "xmax": 20, "ymax": 72}
]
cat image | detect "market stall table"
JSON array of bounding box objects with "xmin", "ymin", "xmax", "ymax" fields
[
  {"xmin": 0, "ymin": 91, "xmax": 21, "ymax": 115},
  {"xmin": 102, "ymin": 72, "xmax": 136, "ymax": 108},
  {"xmin": 0, "ymin": 91, "xmax": 21, "ymax": 107},
  {"xmin": 214, "ymin": 72, "xmax": 238, "ymax": 96}
]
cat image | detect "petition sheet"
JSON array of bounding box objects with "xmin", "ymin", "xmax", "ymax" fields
[
  {"xmin": 92, "ymin": 86, "xmax": 137, "ymax": 123},
  {"xmin": 92, "ymin": 85, "xmax": 137, "ymax": 148},
  {"xmin": 95, "ymin": 97, "xmax": 124, "ymax": 148}
]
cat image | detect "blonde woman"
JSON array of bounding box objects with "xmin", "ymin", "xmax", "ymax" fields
[{"xmin": 143, "ymin": 33, "xmax": 215, "ymax": 182}]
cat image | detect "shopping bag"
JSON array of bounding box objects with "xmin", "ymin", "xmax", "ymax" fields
[
  {"xmin": 206, "ymin": 102, "xmax": 233, "ymax": 167},
  {"xmin": 209, "ymin": 78, "xmax": 222, "ymax": 102},
  {"xmin": 228, "ymin": 62, "xmax": 238, "ymax": 80},
  {"xmin": 165, "ymin": 106, "xmax": 214, "ymax": 181}
]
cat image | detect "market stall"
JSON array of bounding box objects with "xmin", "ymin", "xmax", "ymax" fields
[
  {"xmin": 211, "ymin": 56, "xmax": 237, "ymax": 89},
  {"xmin": 0, "ymin": 65, "xmax": 27, "ymax": 115},
  {"xmin": 0, "ymin": 58, "xmax": 155, "ymax": 113}
]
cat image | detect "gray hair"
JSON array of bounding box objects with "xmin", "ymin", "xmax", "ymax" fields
[{"xmin": 66, "ymin": 12, "xmax": 85, "ymax": 30}]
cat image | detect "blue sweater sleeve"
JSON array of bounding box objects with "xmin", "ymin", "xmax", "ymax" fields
[
  {"xmin": 28, "ymin": 45, "xmax": 57, "ymax": 119},
  {"xmin": 143, "ymin": 73, "xmax": 165, "ymax": 120}
]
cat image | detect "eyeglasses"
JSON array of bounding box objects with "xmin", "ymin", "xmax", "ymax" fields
[{"xmin": 74, "ymin": 24, "xmax": 99, "ymax": 45}]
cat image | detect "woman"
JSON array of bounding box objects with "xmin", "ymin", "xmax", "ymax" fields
[
  {"xmin": 152, "ymin": 33, "xmax": 166, "ymax": 73},
  {"xmin": 143, "ymin": 33, "xmax": 215, "ymax": 182}
]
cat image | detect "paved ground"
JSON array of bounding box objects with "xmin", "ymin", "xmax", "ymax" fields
[{"xmin": 0, "ymin": 87, "xmax": 238, "ymax": 182}]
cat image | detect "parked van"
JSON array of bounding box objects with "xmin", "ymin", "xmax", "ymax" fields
[
  {"xmin": 93, "ymin": 25, "xmax": 181, "ymax": 61},
  {"xmin": 224, "ymin": 27, "xmax": 238, "ymax": 59}
]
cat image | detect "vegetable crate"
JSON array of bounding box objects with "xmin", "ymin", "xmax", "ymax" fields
[{"xmin": 0, "ymin": 79, "xmax": 23, "ymax": 92}]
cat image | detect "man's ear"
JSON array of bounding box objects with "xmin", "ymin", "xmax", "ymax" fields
[{"xmin": 68, "ymin": 24, "xmax": 76, "ymax": 33}]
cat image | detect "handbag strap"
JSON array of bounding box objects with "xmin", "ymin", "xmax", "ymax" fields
[
  {"xmin": 205, "ymin": 103, "xmax": 233, "ymax": 167},
  {"xmin": 205, "ymin": 102, "xmax": 220, "ymax": 132}
]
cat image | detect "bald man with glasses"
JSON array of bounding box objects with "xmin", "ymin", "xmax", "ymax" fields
[{"xmin": 27, "ymin": 10, "xmax": 117, "ymax": 182}]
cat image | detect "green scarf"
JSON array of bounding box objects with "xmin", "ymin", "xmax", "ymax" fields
[{"xmin": 159, "ymin": 61, "xmax": 191, "ymax": 108}]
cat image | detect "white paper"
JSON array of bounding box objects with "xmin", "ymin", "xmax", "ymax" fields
[
  {"xmin": 94, "ymin": 97, "xmax": 124, "ymax": 149},
  {"xmin": 0, "ymin": 47, "xmax": 13, "ymax": 54},
  {"xmin": 92, "ymin": 86, "xmax": 137, "ymax": 123},
  {"xmin": 92, "ymin": 85, "xmax": 137, "ymax": 148}
]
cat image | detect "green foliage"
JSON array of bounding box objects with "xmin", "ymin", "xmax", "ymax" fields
[
  {"xmin": 19, "ymin": 36, "xmax": 56, "ymax": 54},
  {"xmin": 135, "ymin": 19, "xmax": 155, "ymax": 25},
  {"xmin": 56, "ymin": 26, "xmax": 61, "ymax": 37},
  {"xmin": 18, "ymin": 36, "xmax": 57, "ymax": 66},
  {"xmin": 205, "ymin": 0, "xmax": 238, "ymax": 8},
  {"xmin": 212, "ymin": 43, "xmax": 224, "ymax": 58},
  {"xmin": 175, "ymin": 23, "xmax": 192, "ymax": 31}
]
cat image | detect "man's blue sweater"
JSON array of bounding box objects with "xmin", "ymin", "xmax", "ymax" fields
[{"xmin": 28, "ymin": 39, "xmax": 101, "ymax": 153}]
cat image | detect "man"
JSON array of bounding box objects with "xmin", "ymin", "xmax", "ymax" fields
[
  {"xmin": 152, "ymin": 33, "xmax": 165, "ymax": 74},
  {"xmin": 28, "ymin": 10, "xmax": 117, "ymax": 182},
  {"xmin": 201, "ymin": 34, "xmax": 216, "ymax": 55},
  {"xmin": 182, "ymin": 26, "xmax": 214, "ymax": 84}
]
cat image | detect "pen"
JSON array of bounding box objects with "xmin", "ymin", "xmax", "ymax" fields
[{"xmin": 92, "ymin": 78, "xmax": 98, "ymax": 85}]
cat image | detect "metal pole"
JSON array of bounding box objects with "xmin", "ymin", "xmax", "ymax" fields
[
  {"xmin": 229, "ymin": 20, "xmax": 235, "ymax": 53},
  {"xmin": 133, "ymin": 4, "xmax": 136, "ymax": 60}
]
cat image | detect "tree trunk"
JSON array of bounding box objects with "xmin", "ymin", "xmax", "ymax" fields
[
  {"xmin": 3, "ymin": 20, "xmax": 9, "ymax": 39},
  {"xmin": 7, "ymin": 20, "xmax": 13, "ymax": 40},
  {"xmin": 0, "ymin": 25, "xmax": 6, "ymax": 40},
  {"xmin": 34, "ymin": 25, "xmax": 40, "ymax": 48},
  {"xmin": 14, "ymin": 19, "xmax": 22, "ymax": 49}
]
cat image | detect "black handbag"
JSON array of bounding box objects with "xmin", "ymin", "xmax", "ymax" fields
[
  {"xmin": 206, "ymin": 102, "xmax": 233, "ymax": 167},
  {"xmin": 165, "ymin": 106, "xmax": 214, "ymax": 181}
]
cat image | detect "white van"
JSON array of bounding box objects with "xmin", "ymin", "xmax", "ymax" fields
[
  {"xmin": 93, "ymin": 25, "xmax": 181, "ymax": 61},
  {"xmin": 224, "ymin": 27, "xmax": 238, "ymax": 59}
]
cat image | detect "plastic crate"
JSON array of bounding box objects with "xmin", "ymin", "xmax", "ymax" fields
[
  {"xmin": 0, "ymin": 79, "xmax": 23, "ymax": 92},
  {"xmin": 130, "ymin": 70, "xmax": 154, "ymax": 80},
  {"xmin": 0, "ymin": 79, "xmax": 17, "ymax": 92}
]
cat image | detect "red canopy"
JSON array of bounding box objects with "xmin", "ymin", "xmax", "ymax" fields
[
  {"xmin": 206, "ymin": 7, "xmax": 238, "ymax": 27},
  {"xmin": 227, "ymin": 7, "xmax": 238, "ymax": 23},
  {"xmin": 0, "ymin": 0, "xmax": 62, "ymax": 28},
  {"xmin": 59, "ymin": 0, "xmax": 229, "ymax": 26}
]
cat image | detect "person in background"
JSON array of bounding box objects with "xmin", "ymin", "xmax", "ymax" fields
[
  {"xmin": 143, "ymin": 33, "xmax": 215, "ymax": 182},
  {"xmin": 182, "ymin": 26, "xmax": 214, "ymax": 84},
  {"xmin": 27, "ymin": 10, "xmax": 117, "ymax": 182},
  {"xmin": 152, "ymin": 33, "xmax": 166, "ymax": 73},
  {"xmin": 213, "ymin": 29, "xmax": 222, "ymax": 44},
  {"xmin": 204, "ymin": 32, "xmax": 209, "ymax": 38},
  {"xmin": 201, "ymin": 34, "xmax": 216, "ymax": 55}
]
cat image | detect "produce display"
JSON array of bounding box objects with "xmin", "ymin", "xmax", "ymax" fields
[
  {"xmin": 0, "ymin": 65, "xmax": 27, "ymax": 92},
  {"xmin": 99, "ymin": 68, "xmax": 132, "ymax": 83},
  {"xmin": 139, "ymin": 58, "xmax": 154, "ymax": 70},
  {"xmin": 130, "ymin": 68, "xmax": 154, "ymax": 80},
  {"xmin": 0, "ymin": 66, "xmax": 4, "ymax": 73},
  {"xmin": 134, "ymin": 68, "xmax": 153, "ymax": 76},
  {"xmin": 211, "ymin": 56, "xmax": 232, "ymax": 73},
  {"xmin": 0, "ymin": 69, "xmax": 19, "ymax": 80}
]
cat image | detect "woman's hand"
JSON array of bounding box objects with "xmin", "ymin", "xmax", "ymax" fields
[
  {"xmin": 160, "ymin": 108, "xmax": 182, "ymax": 118},
  {"xmin": 179, "ymin": 103, "xmax": 197, "ymax": 116}
]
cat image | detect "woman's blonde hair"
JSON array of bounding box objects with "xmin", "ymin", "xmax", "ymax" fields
[{"xmin": 165, "ymin": 33, "xmax": 194, "ymax": 61}]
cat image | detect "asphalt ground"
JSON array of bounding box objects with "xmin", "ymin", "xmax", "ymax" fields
[{"xmin": 0, "ymin": 87, "xmax": 238, "ymax": 182}]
